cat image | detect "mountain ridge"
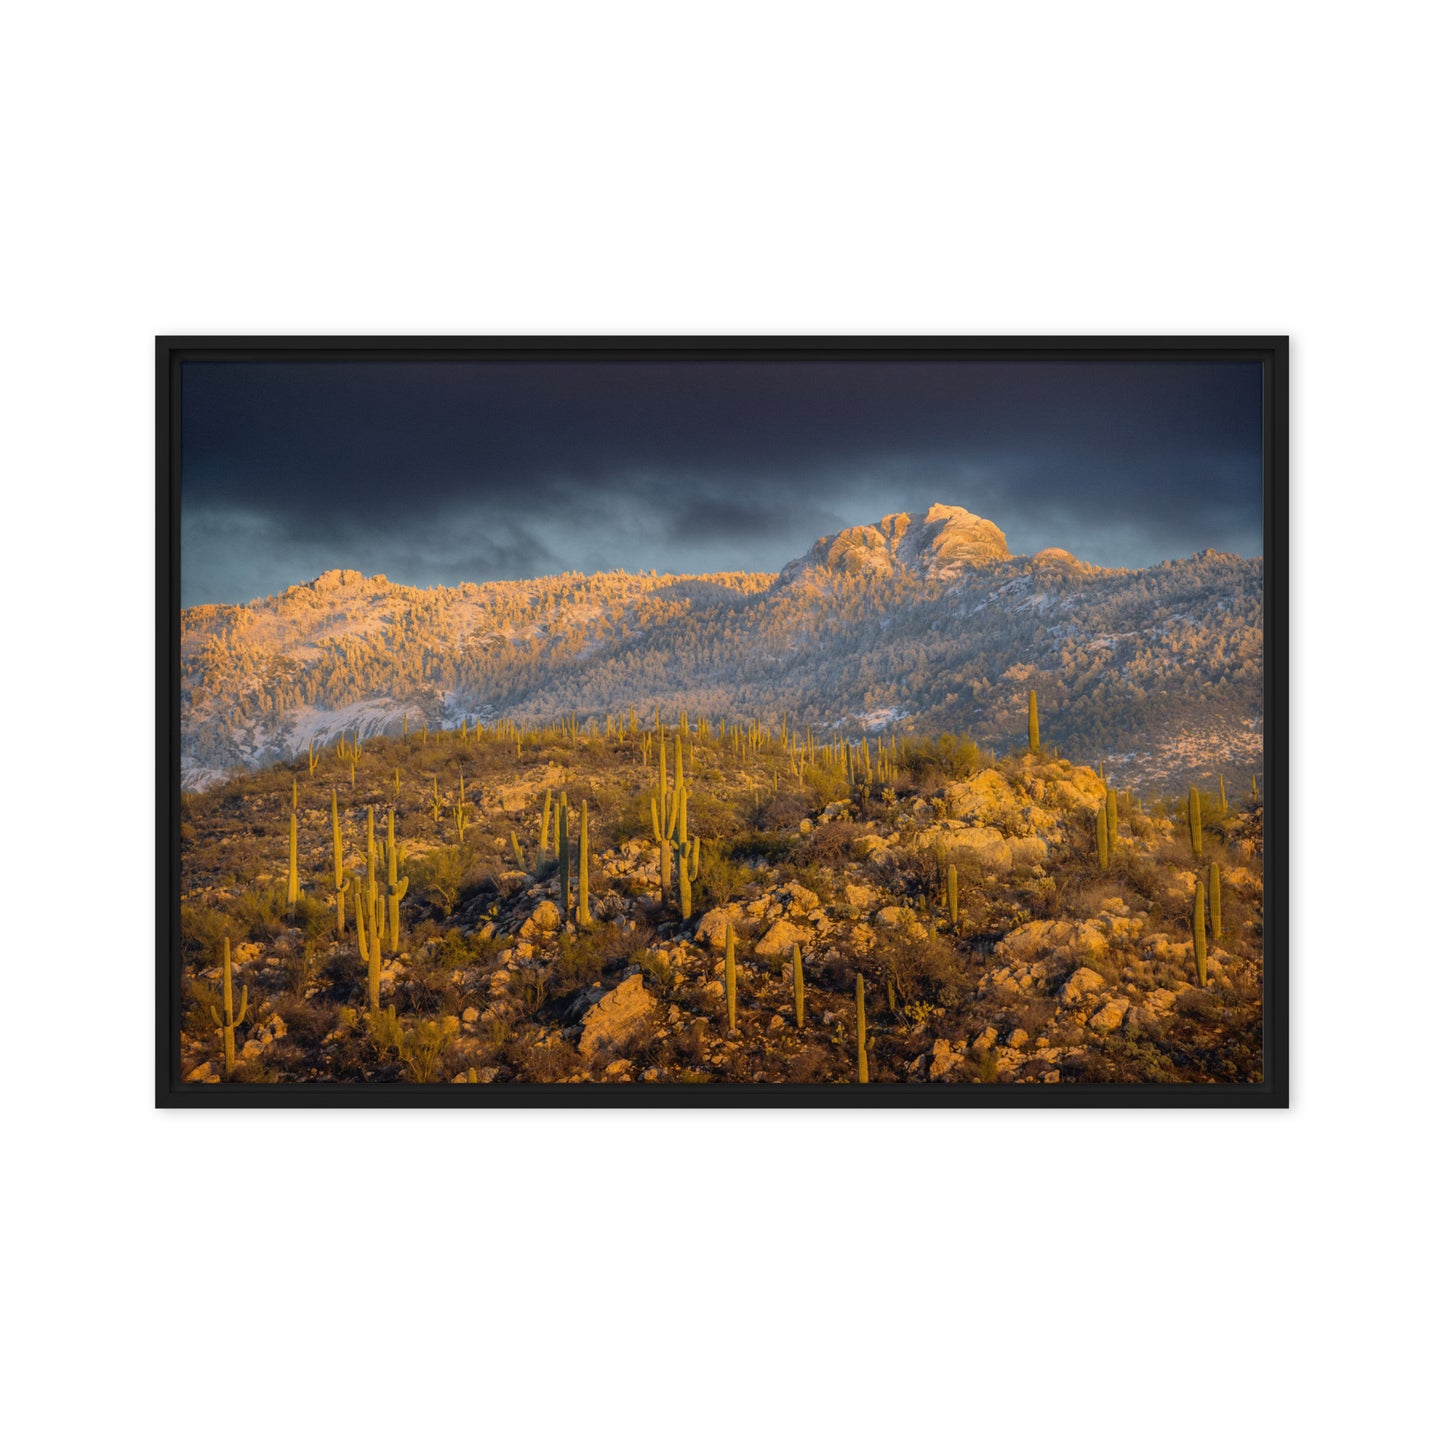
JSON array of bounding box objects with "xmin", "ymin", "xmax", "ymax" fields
[{"xmin": 181, "ymin": 504, "xmax": 1263, "ymax": 796}]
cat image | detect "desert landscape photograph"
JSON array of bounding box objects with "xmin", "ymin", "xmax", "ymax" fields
[{"xmin": 168, "ymin": 344, "xmax": 1273, "ymax": 1096}]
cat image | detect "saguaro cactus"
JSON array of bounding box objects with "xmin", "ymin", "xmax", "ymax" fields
[
  {"xmin": 792, "ymin": 942, "xmax": 805, "ymax": 1028},
  {"xmin": 1218, "ymin": 774, "xmax": 1228, "ymax": 811},
  {"xmin": 677, "ymin": 833, "xmax": 700, "ymax": 923},
  {"xmin": 1028, "ymin": 689, "xmax": 1040, "ymax": 754},
  {"xmin": 1106, "ymin": 788, "xmax": 1119, "ymax": 854},
  {"xmin": 538, "ymin": 789, "xmax": 552, "ymax": 867},
  {"xmin": 1192, "ymin": 879, "xmax": 1208, "ymax": 987},
  {"xmin": 287, "ymin": 809, "xmax": 299, "ymax": 906},
  {"xmin": 558, "ymin": 797, "xmax": 571, "ymax": 915},
  {"xmin": 383, "ymin": 807, "xmax": 409, "ymax": 952},
  {"xmin": 724, "ymin": 922, "xmax": 737, "ymax": 1033},
  {"xmin": 1188, "ymin": 787, "xmax": 1204, "ymax": 858},
  {"xmin": 331, "ymin": 789, "xmax": 349, "ymax": 940},
  {"xmin": 856, "ymin": 973, "xmax": 869, "ymax": 1083},
  {"xmin": 1096, "ymin": 804, "xmax": 1109, "ymax": 870},
  {"xmin": 1209, "ymin": 861, "xmax": 1222, "ymax": 940},
  {"xmin": 209, "ymin": 937, "xmax": 248, "ymax": 1079},
  {"xmin": 356, "ymin": 876, "xmax": 381, "ymax": 1012},
  {"xmin": 577, "ymin": 802, "xmax": 592, "ymax": 927},
  {"xmin": 947, "ymin": 863, "xmax": 958, "ymax": 926}
]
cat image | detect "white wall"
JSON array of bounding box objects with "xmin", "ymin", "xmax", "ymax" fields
[{"xmin": 6, "ymin": 3, "xmax": 1434, "ymax": 1441}]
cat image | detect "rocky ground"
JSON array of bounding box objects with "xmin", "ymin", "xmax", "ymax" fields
[{"xmin": 178, "ymin": 725, "xmax": 1264, "ymax": 1086}]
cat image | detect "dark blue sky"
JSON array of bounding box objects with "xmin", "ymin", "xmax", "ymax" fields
[{"xmin": 180, "ymin": 357, "xmax": 1263, "ymax": 606}]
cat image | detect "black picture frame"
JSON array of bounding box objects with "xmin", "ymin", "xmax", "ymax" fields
[{"xmin": 158, "ymin": 335, "xmax": 1288, "ymax": 1108}]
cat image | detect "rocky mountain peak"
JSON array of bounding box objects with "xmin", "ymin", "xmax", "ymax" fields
[{"xmin": 778, "ymin": 502, "xmax": 1011, "ymax": 586}]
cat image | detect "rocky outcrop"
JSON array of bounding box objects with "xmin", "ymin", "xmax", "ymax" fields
[{"xmin": 578, "ymin": 975, "xmax": 658, "ymax": 1058}]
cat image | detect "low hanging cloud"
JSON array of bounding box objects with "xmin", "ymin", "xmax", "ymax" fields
[{"xmin": 180, "ymin": 358, "xmax": 1263, "ymax": 605}]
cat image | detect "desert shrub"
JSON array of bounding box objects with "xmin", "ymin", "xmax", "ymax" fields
[
  {"xmin": 366, "ymin": 1006, "xmax": 404, "ymax": 1059},
  {"xmin": 553, "ymin": 921, "xmax": 644, "ymax": 991},
  {"xmin": 874, "ymin": 931, "xmax": 971, "ymax": 1005},
  {"xmin": 398, "ymin": 1015, "xmax": 461, "ymax": 1082},
  {"xmin": 800, "ymin": 763, "xmax": 850, "ymax": 810},
  {"xmin": 179, "ymin": 903, "xmax": 232, "ymax": 969},
  {"xmin": 748, "ymin": 789, "xmax": 812, "ymax": 830},
  {"xmin": 696, "ymin": 841, "xmax": 757, "ymax": 908},
  {"xmin": 182, "ymin": 976, "xmax": 223, "ymax": 1042},
  {"xmin": 233, "ymin": 881, "xmax": 291, "ymax": 938},
  {"xmin": 508, "ymin": 1030, "xmax": 581, "ymax": 1082},
  {"xmin": 411, "ymin": 845, "xmax": 469, "ymax": 915},
  {"xmin": 789, "ymin": 819, "xmax": 864, "ymax": 869}
]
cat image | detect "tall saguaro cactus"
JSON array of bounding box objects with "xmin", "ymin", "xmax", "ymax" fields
[
  {"xmin": 1106, "ymin": 788, "xmax": 1119, "ymax": 854},
  {"xmin": 287, "ymin": 808, "xmax": 300, "ymax": 906},
  {"xmin": 356, "ymin": 876, "xmax": 381, "ymax": 1013},
  {"xmin": 1209, "ymin": 861, "xmax": 1222, "ymax": 940},
  {"xmin": 724, "ymin": 922, "xmax": 737, "ymax": 1033},
  {"xmin": 1027, "ymin": 689, "xmax": 1040, "ymax": 754},
  {"xmin": 331, "ymin": 789, "xmax": 349, "ymax": 940},
  {"xmin": 1188, "ymin": 787, "xmax": 1204, "ymax": 859},
  {"xmin": 209, "ymin": 937, "xmax": 248, "ymax": 1079},
  {"xmin": 383, "ymin": 807, "xmax": 409, "ymax": 952},
  {"xmin": 855, "ymin": 973, "xmax": 869, "ymax": 1083},
  {"xmin": 577, "ymin": 802, "xmax": 592, "ymax": 927},
  {"xmin": 558, "ymin": 797, "xmax": 571, "ymax": 915},
  {"xmin": 1192, "ymin": 879, "xmax": 1208, "ymax": 987},
  {"xmin": 793, "ymin": 942, "xmax": 805, "ymax": 1028},
  {"xmin": 538, "ymin": 789, "xmax": 553, "ymax": 868},
  {"xmin": 1096, "ymin": 804, "xmax": 1110, "ymax": 870},
  {"xmin": 947, "ymin": 863, "xmax": 958, "ymax": 926}
]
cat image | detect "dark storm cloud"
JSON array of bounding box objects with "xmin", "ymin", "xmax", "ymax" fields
[{"xmin": 180, "ymin": 358, "xmax": 1262, "ymax": 605}]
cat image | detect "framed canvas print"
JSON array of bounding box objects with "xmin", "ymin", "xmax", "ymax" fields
[{"xmin": 158, "ymin": 337, "xmax": 1287, "ymax": 1107}]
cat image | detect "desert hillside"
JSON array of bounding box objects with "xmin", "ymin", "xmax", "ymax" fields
[{"xmin": 179, "ymin": 707, "xmax": 1263, "ymax": 1087}]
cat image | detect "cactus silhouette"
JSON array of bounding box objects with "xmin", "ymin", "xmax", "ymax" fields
[
  {"xmin": 947, "ymin": 863, "xmax": 958, "ymax": 926},
  {"xmin": 792, "ymin": 942, "xmax": 804, "ymax": 1028},
  {"xmin": 1218, "ymin": 773, "xmax": 1228, "ymax": 811},
  {"xmin": 538, "ymin": 789, "xmax": 552, "ymax": 867},
  {"xmin": 856, "ymin": 973, "xmax": 869, "ymax": 1083},
  {"xmin": 724, "ymin": 922, "xmax": 737, "ymax": 1033},
  {"xmin": 209, "ymin": 937, "xmax": 248, "ymax": 1079},
  {"xmin": 1188, "ymin": 787, "xmax": 1203, "ymax": 858},
  {"xmin": 1096, "ymin": 804, "xmax": 1109, "ymax": 870},
  {"xmin": 1193, "ymin": 879, "xmax": 1208, "ymax": 987},
  {"xmin": 1209, "ymin": 861, "xmax": 1222, "ymax": 939},
  {"xmin": 1106, "ymin": 788, "xmax": 1118, "ymax": 854},
  {"xmin": 1027, "ymin": 689, "xmax": 1040, "ymax": 753}
]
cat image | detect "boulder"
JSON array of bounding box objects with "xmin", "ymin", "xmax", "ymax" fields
[
  {"xmin": 775, "ymin": 881, "xmax": 821, "ymax": 916},
  {"xmin": 578, "ymin": 975, "xmax": 658, "ymax": 1058},
  {"xmin": 755, "ymin": 919, "xmax": 810, "ymax": 958},
  {"xmin": 695, "ymin": 906, "xmax": 744, "ymax": 950},
  {"xmin": 1058, "ymin": 966, "xmax": 1107, "ymax": 1004},
  {"xmin": 1088, "ymin": 996, "xmax": 1130, "ymax": 1033},
  {"xmin": 520, "ymin": 899, "xmax": 561, "ymax": 936},
  {"xmin": 929, "ymin": 1038, "xmax": 961, "ymax": 1079}
]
